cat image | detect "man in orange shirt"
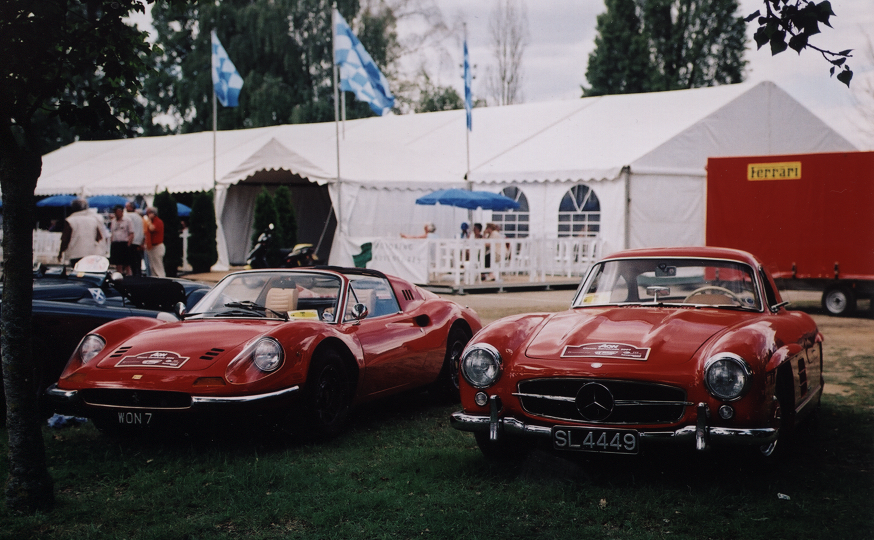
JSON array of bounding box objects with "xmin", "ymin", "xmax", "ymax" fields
[{"xmin": 143, "ymin": 207, "xmax": 165, "ymax": 277}]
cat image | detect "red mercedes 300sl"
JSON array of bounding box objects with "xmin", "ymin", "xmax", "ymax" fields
[
  {"xmin": 48, "ymin": 267, "xmax": 481, "ymax": 436},
  {"xmin": 451, "ymin": 247, "xmax": 823, "ymax": 459}
]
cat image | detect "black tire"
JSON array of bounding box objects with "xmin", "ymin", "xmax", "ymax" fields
[
  {"xmin": 302, "ymin": 349, "xmax": 351, "ymax": 438},
  {"xmin": 822, "ymin": 285, "xmax": 856, "ymax": 316},
  {"xmin": 474, "ymin": 431, "xmax": 536, "ymax": 461},
  {"xmin": 434, "ymin": 326, "xmax": 471, "ymax": 399}
]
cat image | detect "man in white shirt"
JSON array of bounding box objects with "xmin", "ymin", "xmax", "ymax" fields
[
  {"xmin": 125, "ymin": 202, "xmax": 146, "ymax": 276},
  {"xmin": 58, "ymin": 199, "xmax": 107, "ymax": 266}
]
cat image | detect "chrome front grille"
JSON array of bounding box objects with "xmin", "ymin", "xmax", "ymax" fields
[{"xmin": 515, "ymin": 378, "xmax": 690, "ymax": 425}]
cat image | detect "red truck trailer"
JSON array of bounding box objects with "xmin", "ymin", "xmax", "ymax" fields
[{"xmin": 706, "ymin": 151, "xmax": 874, "ymax": 316}]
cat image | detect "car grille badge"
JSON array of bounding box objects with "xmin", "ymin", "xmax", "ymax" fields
[{"xmin": 576, "ymin": 382, "xmax": 615, "ymax": 421}]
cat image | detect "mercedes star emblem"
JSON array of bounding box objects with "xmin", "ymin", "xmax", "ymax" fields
[{"xmin": 576, "ymin": 382, "xmax": 615, "ymax": 421}]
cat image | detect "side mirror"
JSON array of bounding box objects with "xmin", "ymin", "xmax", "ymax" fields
[
  {"xmin": 350, "ymin": 303, "xmax": 368, "ymax": 321},
  {"xmin": 174, "ymin": 301, "xmax": 187, "ymax": 319}
]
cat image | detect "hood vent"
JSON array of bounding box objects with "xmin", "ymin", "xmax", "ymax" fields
[
  {"xmin": 108, "ymin": 346, "xmax": 133, "ymax": 359},
  {"xmin": 199, "ymin": 348, "xmax": 224, "ymax": 361}
]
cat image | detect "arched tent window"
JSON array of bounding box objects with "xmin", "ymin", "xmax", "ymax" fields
[
  {"xmin": 491, "ymin": 187, "xmax": 529, "ymax": 238},
  {"xmin": 558, "ymin": 185, "xmax": 600, "ymax": 237}
]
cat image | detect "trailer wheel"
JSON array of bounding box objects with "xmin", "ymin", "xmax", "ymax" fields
[{"xmin": 822, "ymin": 285, "xmax": 856, "ymax": 316}]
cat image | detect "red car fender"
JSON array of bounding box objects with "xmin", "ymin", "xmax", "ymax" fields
[
  {"xmin": 467, "ymin": 312, "xmax": 552, "ymax": 357},
  {"xmin": 58, "ymin": 316, "xmax": 168, "ymax": 378}
]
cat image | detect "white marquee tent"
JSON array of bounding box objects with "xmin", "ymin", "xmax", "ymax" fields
[{"xmin": 37, "ymin": 81, "xmax": 856, "ymax": 270}]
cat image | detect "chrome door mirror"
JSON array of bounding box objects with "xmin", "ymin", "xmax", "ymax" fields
[{"xmin": 350, "ymin": 303, "xmax": 368, "ymax": 321}]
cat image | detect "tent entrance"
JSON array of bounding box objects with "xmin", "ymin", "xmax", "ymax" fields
[{"xmin": 222, "ymin": 171, "xmax": 335, "ymax": 265}]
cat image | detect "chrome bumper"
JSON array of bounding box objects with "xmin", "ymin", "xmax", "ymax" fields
[
  {"xmin": 46, "ymin": 383, "xmax": 300, "ymax": 409},
  {"xmin": 450, "ymin": 401, "xmax": 778, "ymax": 451}
]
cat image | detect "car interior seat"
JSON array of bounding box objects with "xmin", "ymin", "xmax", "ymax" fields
[{"xmin": 265, "ymin": 287, "xmax": 299, "ymax": 316}]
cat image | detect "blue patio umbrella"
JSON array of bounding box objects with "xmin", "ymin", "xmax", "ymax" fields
[
  {"xmin": 36, "ymin": 194, "xmax": 77, "ymax": 207},
  {"xmin": 177, "ymin": 203, "xmax": 191, "ymax": 217},
  {"xmin": 415, "ymin": 189, "xmax": 520, "ymax": 211},
  {"xmin": 87, "ymin": 195, "xmax": 129, "ymax": 211}
]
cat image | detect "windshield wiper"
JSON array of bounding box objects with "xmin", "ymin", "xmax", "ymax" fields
[{"xmin": 223, "ymin": 301, "xmax": 289, "ymax": 320}]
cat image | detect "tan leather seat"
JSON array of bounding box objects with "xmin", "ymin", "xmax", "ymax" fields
[{"xmin": 265, "ymin": 288, "xmax": 299, "ymax": 316}]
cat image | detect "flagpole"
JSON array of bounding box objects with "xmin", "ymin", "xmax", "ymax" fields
[
  {"xmin": 464, "ymin": 25, "xmax": 471, "ymax": 191},
  {"xmin": 332, "ymin": 5, "xmax": 342, "ymax": 236},
  {"xmin": 212, "ymin": 90, "xmax": 217, "ymax": 191}
]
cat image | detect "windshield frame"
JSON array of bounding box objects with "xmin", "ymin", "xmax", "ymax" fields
[
  {"xmin": 571, "ymin": 256, "xmax": 765, "ymax": 312},
  {"xmin": 189, "ymin": 269, "xmax": 347, "ymax": 322}
]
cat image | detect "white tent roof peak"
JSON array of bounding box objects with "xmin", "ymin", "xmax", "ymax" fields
[
  {"xmin": 467, "ymin": 81, "xmax": 856, "ymax": 184},
  {"xmin": 219, "ymin": 137, "xmax": 333, "ymax": 186}
]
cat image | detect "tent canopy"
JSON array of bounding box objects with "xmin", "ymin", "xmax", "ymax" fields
[{"xmin": 34, "ymin": 81, "xmax": 857, "ymax": 268}]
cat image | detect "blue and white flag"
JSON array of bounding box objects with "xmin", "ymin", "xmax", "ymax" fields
[
  {"xmin": 211, "ymin": 30, "xmax": 244, "ymax": 107},
  {"xmin": 333, "ymin": 9, "xmax": 395, "ymax": 116},
  {"xmin": 463, "ymin": 40, "xmax": 472, "ymax": 131}
]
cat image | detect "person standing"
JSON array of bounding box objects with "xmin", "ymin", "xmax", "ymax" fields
[
  {"xmin": 125, "ymin": 202, "xmax": 145, "ymax": 276},
  {"xmin": 109, "ymin": 205, "xmax": 134, "ymax": 275},
  {"xmin": 58, "ymin": 198, "xmax": 107, "ymax": 266},
  {"xmin": 144, "ymin": 207, "xmax": 165, "ymax": 277}
]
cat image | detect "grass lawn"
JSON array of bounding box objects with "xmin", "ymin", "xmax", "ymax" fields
[{"xmin": 2, "ymin": 313, "xmax": 872, "ymax": 540}]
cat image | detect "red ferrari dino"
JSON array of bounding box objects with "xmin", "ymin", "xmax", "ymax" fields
[{"xmin": 48, "ymin": 266, "xmax": 481, "ymax": 436}]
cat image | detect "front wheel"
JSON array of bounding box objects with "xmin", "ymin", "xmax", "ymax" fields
[
  {"xmin": 302, "ymin": 349, "xmax": 351, "ymax": 438},
  {"xmin": 433, "ymin": 326, "xmax": 471, "ymax": 400}
]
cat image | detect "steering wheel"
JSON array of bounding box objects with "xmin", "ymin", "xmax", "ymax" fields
[{"xmin": 683, "ymin": 285, "xmax": 743, "ymax": 305}]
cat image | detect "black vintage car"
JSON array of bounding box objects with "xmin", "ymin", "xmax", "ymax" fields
[{"xmin": 1, "ymin": 256, "xmax": 211, "ymax": 421}]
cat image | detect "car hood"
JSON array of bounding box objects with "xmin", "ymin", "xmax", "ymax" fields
[
  {"xmin": 524, "ymin": 307, "xmax": 737, "ymax": 366},
  {"xmin": 94, "ymin": 319, "xmax": 285, "ymax": 371}
]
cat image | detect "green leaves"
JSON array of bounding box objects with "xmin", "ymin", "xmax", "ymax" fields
[
  {"xmin": 584, "ymin": 0, "xmax": 747, "ymax": 96},
  {"xmin": 747, "ymin": 0, "xmax": 853, "ymax": 87}
]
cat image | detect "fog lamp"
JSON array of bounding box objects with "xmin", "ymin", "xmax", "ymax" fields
[
  {"xmin": 474, "ymin": 392, "xmax": 489, "ymax": 407},
  {"xmin": 718, "ymin": 404, "xmax": 735, "ymax": 420}
]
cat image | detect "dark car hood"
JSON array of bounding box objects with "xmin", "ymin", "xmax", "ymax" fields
[
  {"xmin": 94, "ymin": 319, "xmax": 286, "ymax": 371},
  {"xmin": 524, "ymin": 307, "xmax": 738, "ymax": 366}
]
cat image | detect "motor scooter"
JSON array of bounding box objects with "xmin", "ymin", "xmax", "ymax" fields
[
  {"xmin": 246, "ymin": 224, "xmax": 319, "ymax": 268},
  {"xmin": 245, "ymin": 224, "xmax": 274, "ymax": 269}
]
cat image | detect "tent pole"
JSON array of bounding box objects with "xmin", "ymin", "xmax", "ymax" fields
[{"xmin": 623, "ymin": 166, "xmax": 631, "ymax": 249}]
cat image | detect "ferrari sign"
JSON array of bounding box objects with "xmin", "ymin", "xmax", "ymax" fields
[{"xmin": 747, "ymin": 161, "xmax": 802, "ymax": 181}]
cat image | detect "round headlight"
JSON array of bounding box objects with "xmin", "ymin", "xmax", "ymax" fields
[
  {"xmin": 78, "ymin": 335, "xmax": 106, "ymax": 365},
  {"xmin": 704, "ymin": 354, "xmax": 751, "ymax": 401},
  {"xmin": 460, "ymin": 344, "xmax": 502, "ymax": 388},
  {"xmin": 252, "ymin": 338, "xmax": 284, "ymax": 372}
]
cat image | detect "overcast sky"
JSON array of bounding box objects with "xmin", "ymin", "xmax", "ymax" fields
[{"xmin": 411, "ymin": 0, "xmax": 873, "ymax": 150}]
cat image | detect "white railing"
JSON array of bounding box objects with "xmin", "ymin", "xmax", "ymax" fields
[{"xmin": 373, "ymin": 237, "xmax": 601, "ymax": 286}]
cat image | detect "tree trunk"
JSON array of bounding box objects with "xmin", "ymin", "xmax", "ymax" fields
[{"xmin": 1, "ymin": 138, "xmax": 54, "ymax": 513}]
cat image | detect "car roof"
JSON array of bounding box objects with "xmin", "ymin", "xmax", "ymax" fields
[{"xmin": 602, "ymin": 246, "xmax": 761, "ymax": 267}]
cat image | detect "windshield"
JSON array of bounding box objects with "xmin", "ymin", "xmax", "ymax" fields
[
  {"xmin": 191, "ymin": 271, "xmax": 342, "ymax": 321},
  {"xmin": 573, "ymin": 258, "xmax": 762, "ymax": 311}
]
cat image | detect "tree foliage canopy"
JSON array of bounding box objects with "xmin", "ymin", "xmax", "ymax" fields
[
  {"xmin": 584, "ymin": 0, "xmax": 747, "ymax": 96},
  {"xmin": 142, "ymin": 0, "xmax": 405, "ymax": 134}
]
